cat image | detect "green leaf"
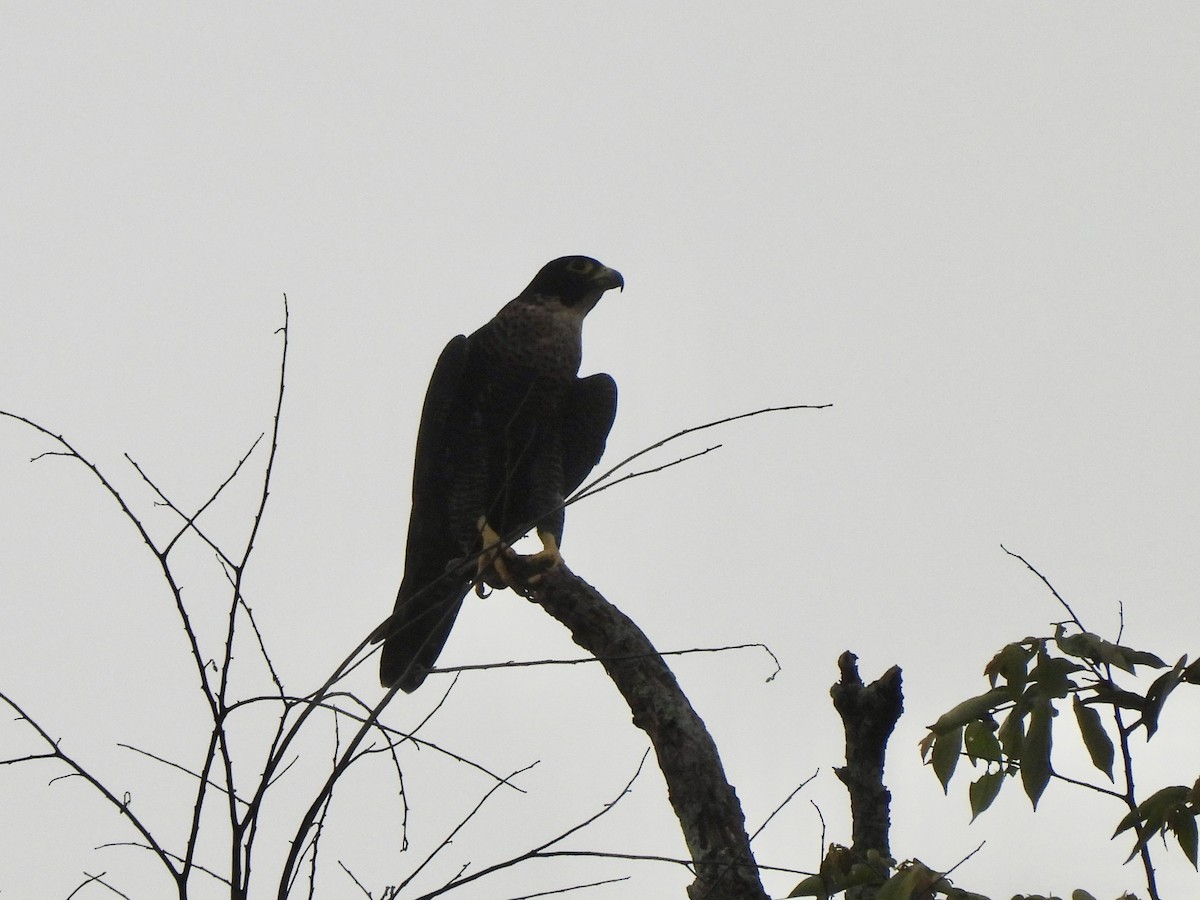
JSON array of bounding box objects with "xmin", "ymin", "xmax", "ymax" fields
[
  {"xmin": 1021, "ymin": 699, "xmax": 1054, "ymax": 809},
  {"xmin": 1091, "ymin": 680, "xmax": 1148, "ymax": 713},
  {"xmin": 932, "ymin": 725, "xmax": 963, "ymax": 792},
  {"xmin": 1168, "ymin": 806, "xmax": 1199, "ymax": 869},
  {"xmin": 845, "ymin": 862, "xmax": 883, "ymax": 887},
  {"xmin": 873, "ymin": 868, "xmax": 916, "ymax": 900},
  {"xmin": 997, "ymin": 707, "xmax": 1026, "ymax": 759},
  {"xmin": 1119, "ymin": 646, "xmax": 1168, "ymax": 671},
  {"xmin": 1071, "ymin": 891, "xmax": 1099, "ymax": 900},
  {"xmin": 1028, "ymin": 655, "xmax": 1083, "ymax": 699},
  {"xmin": 1113, "ymin": 805, "xmax": 1140, "ymax": 838},
  {"xmin": 969, "ymin": 770, "xmax": 1005, "ymax": 820},
  {"xmin": 964, "ymin": 720, "xmax": 1002, "ymax": 763},
  {"xmin": 1054, "ymin": 626, "xmax": 1166, "ymax": 673},
  {"xmin": 1140, "ymin": 784, "xmax": 1191, "ymax": 819},
  {"xmin": 787, "ymin": 874, "xmax": 828, "ymax": 898},
  {"xmin": 1113, "ymin": 784, "xmax": 1192, "ymax": 863},
  {"xmin": 930, "ymin": 687, "xmax": 1012, "ymax": 734},
  {"xmin": 1072, "ymin": 696, "xmax": 1114, "ymax": 780},
  {"xmin": 1055, "ymin": 625, "xmax": 1105, "ymax": 661},
  {"xmin": 1141, "ymin": 656, "xmax": 1187, "ymax": 739},
  {"xmin": 984, "ymin": 640, "xmax": 1039, "ymax": 689}
]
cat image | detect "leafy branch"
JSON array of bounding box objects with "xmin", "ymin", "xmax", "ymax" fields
[{"xmin": 920, "ymin": 549, "xmax": 1199, "ymax": 900}]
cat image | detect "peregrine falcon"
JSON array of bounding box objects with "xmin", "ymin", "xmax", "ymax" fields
[{"xmin": 375, "ymin": 256, "xmax": 622, "ymax": 691}]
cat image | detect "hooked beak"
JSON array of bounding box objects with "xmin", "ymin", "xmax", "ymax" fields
[{"xmin": 592, "ymin": 265, "xmax": 624, "ymax": 293}]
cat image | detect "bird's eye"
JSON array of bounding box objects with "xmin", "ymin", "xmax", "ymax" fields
[{"xmin": 567, "ymin": 260, "xmax": 593, "ymax": 275}]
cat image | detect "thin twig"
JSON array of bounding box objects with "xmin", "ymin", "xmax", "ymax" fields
[
  {"xmin": 0, "ymin": 692, "xmax": 179, "ymax": 884},
  {"xmin": 411, "ymin": 752, "xmax": 654, "ymax": 900},
  {"xmin": 222, "ymin": 688, "xmax": 518, "ymax": 792},
  {"xmin": 0, "ymin": 410, "xmax": 216, "ymax": 704},
  {"xmin": 940, "ymin": 840, "xmax": 986, "ymax": 877},
  {"xmin": 117, "ymin": 742, "xmax": 251, "ymax": 808},
  {"xmin": 811, "ymin": 800, "xmax": 827, "ymax": 862},
  {"xmin": 236, "ymin": 590, "xmax": 286, "ymax": 694},
  {"xmin": 429, "ymin": 642, "xmax": 782, "ymax": 682},
  {"xmin": 572, "ymin": 403, "xmax": 831, "ymax": 504},
  {"xmin": 96, "ymin": 842, "xmax": 231, "ymax": 886},
  {"xmin": 749, "ymin": 770, "xmax": 820, "ymax": 843},
  {"xmin": 339, "ymin": 860, "xmax": 375, "ymax": 898},
  {"xmin": 126, "ymin": 431, "xmax": 263, "ymax": 562},
  {"xmin": 275, "ymin": 679, "xmax": 409, "ymax": 898},
  {"xmin": 397, "ymin": 761, "xmax": 540, "ymax": 895},
  {"xmin": 498, "ymin": 875, "xmax": 631, "ymax": 899},
  {"xmin": 435, "ymin": 403, "xmax": 830, "ymax": 607},
  {"xmin": 220, "ymin": 298, "xmax": 293, "ymax": 896},
  {"xmin": 67, "ymin": 872, "xmax": 134, "ymax": 900},
  {"xmin": 1047, "ymin": 769, "xmax": 1126, "ymax": 801},
  {"xmin": 1000, "ymin": 546, "xmax": 1087, "ymax": 632},
  {"xmin": 1113, "ymin": 704, "xmax": 1160, "ymax": 900},
  {"xmin": 570, "ymin": 445, "xmax": 722, "ymax": 503},
  {"xmin": 533, "ymin": 851, "xmax": 810, "ymax": 877}
]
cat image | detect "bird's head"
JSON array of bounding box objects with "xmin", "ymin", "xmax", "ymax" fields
[{"xmin": 522, "ymin": 256, "xmax": 624, "ymax": 315}]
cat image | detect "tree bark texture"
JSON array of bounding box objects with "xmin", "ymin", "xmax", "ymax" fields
[
  {"xmin": 531, "ymin": 564, "xmax": 768, "ymax": 900},
  {"xmin": 830, "ymin": 651, "xmax": 903, "ymax": 861}
]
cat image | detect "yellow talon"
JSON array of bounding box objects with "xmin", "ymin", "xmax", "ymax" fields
[
  {"xmin": 475, "ymin": 519, "xmax": 515, "ymax": 591},
  {"xmin": 473, "ymin": 521, "xmax": 564, "ymax": 591},
  {"xmin": 523, "ymin": 530, "xmax": 564, "ymax": 584},
  {"xmin": 528, "ymin": 530, "xmax": 563, "ymax": 567}
]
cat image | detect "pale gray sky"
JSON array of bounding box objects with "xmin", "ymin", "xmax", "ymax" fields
[{"xmin": 2, "ymin": 5, "xmax": 1198, "ymax": 898}]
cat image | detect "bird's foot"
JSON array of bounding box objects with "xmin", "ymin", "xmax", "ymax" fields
[
  {"xmin": 521, "ymin": 530, "xmax": 564, "ymax": 585},
  {"xmin": 475, "ymin": 520, "xmax": 517, "ymax": 595},
  {"xmin": 473, "ymin": 521, "xmax": 564, "ymax": 595}
]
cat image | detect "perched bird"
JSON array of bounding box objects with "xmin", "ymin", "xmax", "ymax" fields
[{"xmin": 375, "ymin": 256, "xmax": 623, "ymax": 691}]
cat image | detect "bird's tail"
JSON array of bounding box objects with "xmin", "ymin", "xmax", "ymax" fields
[{"xmin": 376, "ymin": 570, "xmax": 472, "ymax": 692}]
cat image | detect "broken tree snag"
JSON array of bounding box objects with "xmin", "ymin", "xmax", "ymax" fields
[
  {"xmin": 531, "ymin": 564, "xmax": 768, "ymax": 900},
  {"xmin": 830, "ymin": 651, "xmax": 903, "ymax": 859}
]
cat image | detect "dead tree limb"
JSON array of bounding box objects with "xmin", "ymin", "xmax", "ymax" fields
[
  {"xmin": 830, "ymin": 651, "xmax": 903, "ymax": 863},
  {"xmin": 528, "ymin": 563, "xmax": 768, "ymax": 900}
]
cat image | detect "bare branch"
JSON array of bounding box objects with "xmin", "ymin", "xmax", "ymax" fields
[
  {"xmin": 749, "ymin": 770, "xmax": 820, "ymax": 843},
  {"xmin": 397, "ymin": 761, "xmax": 541, "ymax": 895},
  {"xmin": 811, "ymin": 800, "xmax": 827, "ymax": 865},
  {"xmin": 526, "ymin": 565, "xmax": 769, "ymax": 900},
  {"xmin": 410, "ymin": 752, "xmax": 651, "ymax": 900},
  {"xmin": 235, "ymin": 590, "xmax": 286, "ymax": 694},
  {"xmin": 831, "ymin": 652, "xmax": 903, "ymax": 859},
  {"xmin": 570, "ymin": 445, "xmax": 722, "ymax": 504},
  {"xmin": 940, "ymin": 840, "xmax": 986, "ymax": 878},
  {"xmin": 1048, "ymin": 768, "xmax": 1127, "ymax": 801},
  {"xmin": 125, "ymin": 430, "xmax": 263, "ymax": 562},
  {"xmin": 0, "ymin": 410, "xmax": 216, "ymax": 708},
  {"xmin": 533, "ymin": 851, "xmax": 811, "ymax": 878},
  {"xmin": 0, "ymin": 692, "xmax": 180, "ymax": 885},
  {"xmin": 1000, "ymin": 545, "xmax": 1087, "ymax": 632},
  {"xmin": 96, "ymin": 842, "xmax": 232, "ymax": 886},
  {"xmin": 497, "ymin": 874, "xmax": 631, "ymax": 899},
  {"xmin": 239, "ymin": 294, "xmax": 290, "ymax": 571},
  {"xmin": 428, "ymin": 642, "xmax": 781, "ymax": 683},
  {"xmin": 339, "ymin": 860, "xmax": 375, "ymax": 898},
  {"xmin": 117, "ymin": 742, "xmax": 250, "ymax": 808},
  {"xmin": 571, "ymin": 403, "xmax": 831, "ymax": 503},
  {"xmin": 222, "ymin": 690, "xmax": 517, "ymax": 792},
  {"xmin": 67, "ymin": 872, "xmax": 133, "ymax": 900},
  {"xmin": 275, "ymin": 679, "xmax": 409, "ymax": 897}
]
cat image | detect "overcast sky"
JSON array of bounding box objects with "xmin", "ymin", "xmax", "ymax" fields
[{"xmin": 2, "ymin": 5, "xmax": 1198, "ymax": 898}]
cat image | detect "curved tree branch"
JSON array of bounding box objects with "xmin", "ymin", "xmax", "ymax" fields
[{"xmin": 526, "ymin": 563, "xmax": 768, "ymax": 900}]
